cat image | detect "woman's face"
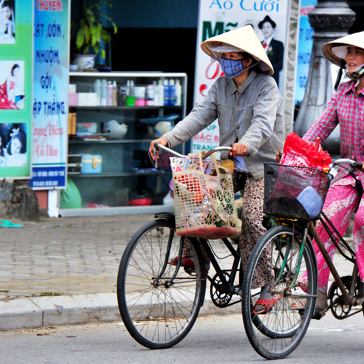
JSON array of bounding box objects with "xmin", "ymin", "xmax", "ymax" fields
[
  {"xmin": 346, "ymin": 46, "xmax": 364, "ymax": 72},
  {"xmin": 12, "ymin": 66, "xmax": 19, "ymax": 77},
  {"xmin": 11, "ymin": 137, "xmax": 22, "ymax": 155},
  {"xmin": 262, "ymin": 22, "xmax": 274, "ymax": 39},
  {"xmin": 1, "ymin": 6, "xmax": 11, "ymax": 20}
]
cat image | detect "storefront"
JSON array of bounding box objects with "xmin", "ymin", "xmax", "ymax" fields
[{"xmin": 0, "ymin": 0, "xmax": 363, "ymax": 218}]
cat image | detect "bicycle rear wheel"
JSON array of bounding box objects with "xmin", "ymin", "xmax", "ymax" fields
[
  {"xmin": 117, "ymin": 218, "xmax": 205, "ymax": 349},
  {"xmin": 242, "ymin": 224, "xmax": 317, "ymax": 359}
]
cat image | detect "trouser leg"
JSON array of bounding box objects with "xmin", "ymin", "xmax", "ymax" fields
[
  {"xmin": 239, "ymin": 177, "xmax": 270, "ymax": 288},
  {"xmin": 311, "ymin": 181, "xmax": 359, "ymax": 293}
]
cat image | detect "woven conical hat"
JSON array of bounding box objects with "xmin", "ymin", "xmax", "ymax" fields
[
  {"xmin": 201, "ymin": 25, "xmax": 274, "ymax": 75},
  {"xmin": 322, "ymin": 31, "xmax": 364, "ymax": 66}
]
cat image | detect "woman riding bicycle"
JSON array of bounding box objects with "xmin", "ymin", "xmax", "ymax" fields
[
  {"xmin": 295, "ymin": 31, "xmax": 364, "ymax": 311},
  {"xmin": 149, "ymin": 25, "xmax": 285, "ymax": 313}
]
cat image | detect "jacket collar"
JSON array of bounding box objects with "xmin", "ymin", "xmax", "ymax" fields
[
  {"xmin": 228, "ymin": 70, "xmax": 258, "ymax": 94},
  {"xmin": 342, "ymin": 80, "xmax": 364, "ymax": 95}
]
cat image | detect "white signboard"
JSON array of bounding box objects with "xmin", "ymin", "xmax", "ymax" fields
[{"xmin": 192, "ymin": 0, "xmax": 290, "ymax": 153}]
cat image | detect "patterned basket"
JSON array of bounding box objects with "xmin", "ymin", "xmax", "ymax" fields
[{"xmin": 173, "ymin": 152, "xmax": 238, "ymax": 239}]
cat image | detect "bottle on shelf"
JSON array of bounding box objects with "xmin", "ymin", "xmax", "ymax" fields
[
  {"xmin": 112, "ymin": 81, "xmax": 118, "ymax": 106},
  {"xmin": 125, "ymin": 79, "xmax": 135, "ymax": 106},
  {"xmin": 153, "ymin": 81, "xmax": 159, "ymax": 106},
  {"xmin": 118, "ymin": 84, "xmax": 127, "ymax": 106},
  {"xmin": 146, "ymin": 84, "xmax": 154, "ymax": 106},
  {"xmin": 169, "ymin": 79, "xmax": 176, "ymax": 106},
  {"xmin": 107, "ymin": 81, "xmax": 113, "ymax": 106},
  {"xmin": 101, "ymin": 79, "xmax": 107, "ymax": 106},
  {"xmin": 157, "ymin": 79, "xmax": 164, "ymax": 106},
  {"xmin": 94, "ymin": 79, "xmax": 101, "ymax": 106},
  {"xmin": 175, "ymin": 79, "xmax": 182, "ymax": 106},
  {"xmin": 163, "ymin": 79, "xmax": 169, "ymax": 106}
]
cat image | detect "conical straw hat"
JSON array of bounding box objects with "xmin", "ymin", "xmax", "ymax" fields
[
  {"xmin": 322, "ymin": 31, "xmax": 364, "ymax": 66},
  {"xmin": 201, "ymin": 25, "xmax": 274, "ymax": 75}
]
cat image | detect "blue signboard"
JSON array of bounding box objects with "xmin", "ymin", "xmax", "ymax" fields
[
  {"xmin": 29, "ymin": 0, "xmax": 69, "ymax": 189},
  {"xmin": 294, "ymin": 0, "xmax": 317, "ymax": 106}
]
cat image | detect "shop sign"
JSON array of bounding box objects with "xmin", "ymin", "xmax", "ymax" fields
[
  {"xmin": 0, "ymin": 0, "xmax": 33, "ymax": 178},
  {"xmin": 29, "ymin": 0, "xmax": 69, "ymax": 189},
  {"xmin": 294, "ymin": 0, "xmax": 316, "ymax": 107},
  {"xmin": 192, "ymin": 0, "xmax": 289, "ymax": 153}
]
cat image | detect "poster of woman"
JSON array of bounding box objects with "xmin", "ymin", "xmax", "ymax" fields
[
  {"xmin": 0, "ymin": 122, "xmax": 27, "ymax": 167},
  {"xmin": 0, "ymin": 60, "xmax": 24, "ymax": 109},
  {"xmin": 0, "ymin": 0, "xmax": 15, "ymax": 44}
]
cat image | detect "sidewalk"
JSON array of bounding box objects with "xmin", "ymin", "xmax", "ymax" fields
[{"xmin": 0, "ymin": 214, "xmax": 354, "ymax": 331}]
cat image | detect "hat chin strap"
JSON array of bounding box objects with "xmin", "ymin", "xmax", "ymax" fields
[{"xmin": 346, "ymin": 61, "xmax": 364, "ymax": 86}]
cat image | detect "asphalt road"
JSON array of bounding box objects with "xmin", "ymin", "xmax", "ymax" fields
[{"xmin": 1, "ymin": 312, "xmax": 364, "ymax": 364}]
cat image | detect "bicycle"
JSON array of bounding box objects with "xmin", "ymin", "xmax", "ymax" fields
[
  {"xmin": 117, "ymin": 143, "xmax": 270, "ymax": 349},
  {"xmin": 242, "ymin": 158, "xmax": 363, "ymax": 360}
]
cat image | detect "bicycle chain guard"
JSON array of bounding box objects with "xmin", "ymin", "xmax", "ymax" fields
[
  {"xmin": 328, "ymin": 275, "xmax": 360, "ymax": 319},
  {"xmin": 210, "ymin": 271, "xmax": 233, "ymax": 308}
]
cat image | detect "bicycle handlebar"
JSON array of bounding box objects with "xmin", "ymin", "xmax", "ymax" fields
[
  {"xmin": 332, "ymin": 158, "xmax": 362, "ymax": 169},
  {"xmin": 154, "ymin": 142, "xmax": 232, "ymax": 161}
]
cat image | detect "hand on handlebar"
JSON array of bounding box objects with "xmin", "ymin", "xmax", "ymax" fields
[
  {"xmin": 229, "ymin": 143, "xmax": 248, "ymax": 158},
  {"xmin": 149, "ymin": 138, "xmax": 168, "ymax": 161},
  {"xmin": 276, "ymin": 149, "xmax": 283, "ymax": 163}
]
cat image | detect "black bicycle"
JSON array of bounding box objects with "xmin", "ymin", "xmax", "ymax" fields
[
  {"xmin": 242, "ymin": 159, "xmax": 363, "ymax": 360},
  {"xmin": 117, "ymin": 144, "xmax": 270, "ymax": 349}
]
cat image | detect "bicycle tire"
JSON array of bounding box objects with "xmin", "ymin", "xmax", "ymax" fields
[
  {"xmin": 242, "ymin": 224, "xmax": 317, "ymax": 359},
  {"xmin": 117, "ymin": 218, "xmax": 205, "ymax": 349}
]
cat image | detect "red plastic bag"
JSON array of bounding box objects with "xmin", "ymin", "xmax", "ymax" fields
[{"xmin": 280, "ymin": 132, "xmax": 332, "ymax": 172}]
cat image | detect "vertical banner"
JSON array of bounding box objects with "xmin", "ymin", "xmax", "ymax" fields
[
  {"xmin": 294, "ymin": 0, "xmax": 316, "ymax": 108},
  {"xmin": 192, "ymin": 0, "xmax": 289, "ymax": 154},
  {"xmin": 30, "ymin": 0, "xmax": 69, "ymax": 189},
  {"xmin": 0, "ymin": 0, "xmax": 32, "ymax": 178}
]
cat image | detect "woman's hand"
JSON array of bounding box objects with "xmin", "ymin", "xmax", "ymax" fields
[
  {"xmin": 229, "ymin": 143, "xmax": 248, "ymax": 158},
  {"xmin": 276, "ymin": 149, "xmax": 283, "ymax": 163},
  {"xmin": 149, "ymin": 138, "xmax": 168, "ymax": 161}
]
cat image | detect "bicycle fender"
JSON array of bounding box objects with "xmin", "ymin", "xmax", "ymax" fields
[{"xmin": 154, "ymin": 212, "xmax": 175, "ymax": 223}]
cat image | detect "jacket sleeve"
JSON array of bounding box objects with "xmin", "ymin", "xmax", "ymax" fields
[
  {"xmin": 239, "ymin": 81, "xmax": 281, "ymax": 157},
  {"xmin": 162, "ymin": 82, "xmax": 218, "ymax": 148},
  {"xmin": 302, "ymin": 89, "xmax": 340, "ymax": 143}
]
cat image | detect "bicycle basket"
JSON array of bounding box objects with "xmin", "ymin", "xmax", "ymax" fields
[
  {"xmin": 263, "ymin": 163, "xmax": 330, "ymax": 220},
  {"xmin": 173, "ymin": 152, "xmax": 238, "ymax": 239}
]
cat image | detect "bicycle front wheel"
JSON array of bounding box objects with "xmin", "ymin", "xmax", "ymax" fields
[
  {"xmin": 117, "ymin": 218, "xmax": 205, "ymax": 349},
  {"xmin": 242, "ymin": 224, "xmax": 317, "ymax": 360}
]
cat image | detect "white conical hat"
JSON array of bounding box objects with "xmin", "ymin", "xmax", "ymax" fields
[
  {"xmin": 200, "ymin": 25, "xmax": 274, "ymax": 75},
  {"xmin": 322, "ymin": 31, "xmax": 364, "ymax": 66}
]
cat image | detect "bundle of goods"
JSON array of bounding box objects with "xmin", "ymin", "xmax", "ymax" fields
[
  {"xmin": 170, "ymin": 152, "xmax": 238, "ymax": 239},
  {"xmin": 263, "ymin": 132, "xmax": 332, "ymax": 220}
]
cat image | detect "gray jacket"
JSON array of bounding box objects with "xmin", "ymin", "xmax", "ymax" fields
[{"xmin": 163, "ymin": 70, "xmax": 285, "ymax": 180}]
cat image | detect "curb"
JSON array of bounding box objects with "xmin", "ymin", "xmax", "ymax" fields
[{"xmin": 0, "ymin": 293, "xmax": 241, "ymax": 331}]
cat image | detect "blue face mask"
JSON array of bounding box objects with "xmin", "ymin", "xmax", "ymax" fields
[{"xmin": 219, "ymin": 57, "xmax": 257, "ymax": 78}]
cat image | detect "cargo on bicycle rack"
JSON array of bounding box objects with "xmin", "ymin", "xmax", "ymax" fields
[
  {"xmin": 171, "ymin": 151, "xmax": 238, "ymax": 239},
  {"xmin": 263, "ymin": 163, "xmax": 331, "ymax": 220}
]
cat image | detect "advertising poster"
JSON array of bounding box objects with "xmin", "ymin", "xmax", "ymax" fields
[
  {"xmin": 0, "ymin": 0, "xmax": 32, "ymax": 178},
  {"xmin": 30, "ymin": 0, "xmax": 69, "ymax": 189},
  {"xmin": 192, "ymin": 0, "xmax": 290, "ymax": 153},
  {"xmin": 294, "ymin": 0, "xmax": 316, "ymax": 107}
]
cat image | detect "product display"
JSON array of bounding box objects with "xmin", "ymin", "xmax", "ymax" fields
[{"xmin": 65, "ymin": 72, "xmax": 186, "ymax": 216}]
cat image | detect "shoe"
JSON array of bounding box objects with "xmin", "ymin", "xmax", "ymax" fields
[
  {"xmin": 316, "ymin": 291, "xmax": 328, "ymax": 311},
  {"xmin": 169, "ymin": 257, "xmax": 210, "ymax": 272},
  {"xmin": 254, "ymin": 284, "xmax": 282, "ymax": 314},
  {"xmin": 254, "ymin": 296, "xmax": 282, "ymax": 314}
]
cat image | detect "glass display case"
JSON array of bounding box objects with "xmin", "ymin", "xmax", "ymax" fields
[{"xmin": 60, "ymin": 72, "xmax": 187, "ymax": 217}]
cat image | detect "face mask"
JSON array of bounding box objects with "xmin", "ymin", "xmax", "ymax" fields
[
  {"xmin": 219, "ymin": 57, "xmax": 257, "ymax": 78},
  {"xmin": 346, "ymin": 61, "xmax": 364, "ymax": 86}
]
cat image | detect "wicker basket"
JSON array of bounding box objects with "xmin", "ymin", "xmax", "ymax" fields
[
  {"xmin": 263, "ymin": 163, "xmax": 330, "ymax": 220},
  {"xmin": 173, "ymin": 152, "xmax": 238, "ymax": 239}
]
